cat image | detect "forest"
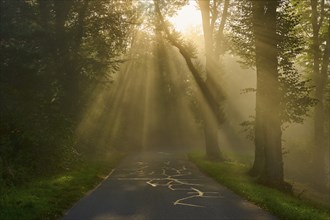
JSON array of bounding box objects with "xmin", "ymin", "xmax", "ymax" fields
[{"xmin": 0, "ymin": 0, "xmax": 329, "ymax": 219}]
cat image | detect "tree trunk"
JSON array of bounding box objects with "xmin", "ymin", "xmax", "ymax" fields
[
  {"xmin": 249, "ymin": 96, "xmax": 266, "ymax": 176},
  {"xmin": 204, "ymin": 114, "xmax": 222, "ymax": 161},
  {"xmin": 261, "ymin": 0, "xmax": 284, "ymax": 187},
  {"xmin": 199, "ymin": 0, "xmax": 222, "ymax": 160},
  {"xmin": 199, "ymin": 0, "xmax": 214, "ymax": 70},
  {"xmin": 250, "ymin": 0, "xmax": 266, "ymax": 177},
  {"xmin": 154, "ymin": 0, "xmax": 224, "ymax": 160},
  {"xmin": 251, "ymin": 0, "xmax": 286, "ymax": 189},
  {"xmin": 215, "ymin": 0, "xmax": 230, "ymax": 59},
  {"xmin": 311, "ymin": 1, "xmax": 330, "ymax": 188}
]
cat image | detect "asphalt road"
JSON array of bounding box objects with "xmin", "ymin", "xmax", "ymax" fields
[{"xmin": 61, "ymin": 151, "xmax": 277, "ymax": 220}]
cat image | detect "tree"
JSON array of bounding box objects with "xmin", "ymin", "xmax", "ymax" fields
[
  {"xmin": 281, "ymin": 0, "xmax": 330, "ymax": 190},
  {"xmin": 251, "ymin": 0, "xmax": 286, "ymax": 188},
  {"xmin": 229, "ymin": 0, "xmax": 315, "ymax": 189},
  {"xmin": 215, "ymin": 0, "xmax": 230, "ymax": 59},
  {"xmin": 0, "ymin": 0, "xmax": 135, "ymax": 183},
  {"xmin": 189, "ymin": 0, "xmax": 232, "ymax": 160},
  {"xmin": 199, "ymin": 0, "xmax": 231, "ymax": 62},
  {"xmin": 310, "ymin": 0, "xmax": 330, "ymax": 189},
  {"xmin": 196, "ymin": 0, "xmax": 236, "ymax": 160},
  {"xmin": 302, "ymin": 0, "xmax": 330, "ymax": 189},
  {"xmin": 198, "ymin": 0, "xmax": 224, "ymax": 160},
  {"xmin": 153, "ymin": 0, "xmax": 227, "ymax": 160}
]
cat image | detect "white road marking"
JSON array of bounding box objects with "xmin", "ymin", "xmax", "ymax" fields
[{"xmin": 116, "ymin": 160, "xmax": 222, "ymax": 208}]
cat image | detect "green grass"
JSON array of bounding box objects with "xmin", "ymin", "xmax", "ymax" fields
[
  {"xmin": 188, "ymin": 152, "xmax": 330, "ymax": 220},
  {"xmin": 0, "ymin": 153, "xmax": 125, "ymax": 220}
]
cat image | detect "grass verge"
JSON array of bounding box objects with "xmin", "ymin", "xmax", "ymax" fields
[
  {"xmin": 0, "ymin": 152, "xmax": 125, "ymax": 220},
  {"xmin": 188, "ymin": 152, "xmax": 330, "ymax": 220}
]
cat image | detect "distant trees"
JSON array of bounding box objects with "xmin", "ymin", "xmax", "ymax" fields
[
  {"xmin": 0, "ymin": 0, "xmax": 135, "ymax": 184},
  {"xmin": 309, "ymin": 0, "xmax": 330, "ymax": 190},
  {"xmin": 293, "ymin": 0, "xmax": 330, "ymax": 189}
]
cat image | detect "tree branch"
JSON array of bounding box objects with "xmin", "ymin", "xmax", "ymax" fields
[
  {"xmin": 215, "ymin": 0, "xmax": 230, "ymax": 58},
  {"xmin": 153, "ymin": 0, "xmax": 224, "ymax": 125}
]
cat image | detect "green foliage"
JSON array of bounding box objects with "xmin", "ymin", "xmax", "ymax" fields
[
  {"xmin": 228, "ymin": 0, "xmax": 255, "ymax": 67},
  {"xmin": 239, "ymin": 116, "xmax": 255, "ymax": 141},
  {"xmin": 0, "ymin": 152, "xmax": 124, "ymax": 220},
  {"xmin": 230, "ymin": 0, "xmax": 316, "ymax": 129},
  {"xmin": 277, "ymin": 1, "xmax": 317, "ymax": 124},
  {"xmin": 292, "ymin": 0, "xmax": 330, "ymax": 75},
  {"xmin": 0, "ymin": 0, "xmax": 135, "ymax": 185},
  {"xmin": 189, "ymin": 152, "xmax": 330, "ymax": 220}
]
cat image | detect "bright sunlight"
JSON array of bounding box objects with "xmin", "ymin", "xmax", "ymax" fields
[
  {"xmin": 2, "ymin": 1, "xmax": 329, "ymax": 220},
  {"xmin": 169, "ymin": 1, "xmax": 202, "ymax": 33}
]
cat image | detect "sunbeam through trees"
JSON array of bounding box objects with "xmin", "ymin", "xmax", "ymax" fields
[{"xmin": 0, "ymin": 0, "xmax": 329, "ymax": 219}]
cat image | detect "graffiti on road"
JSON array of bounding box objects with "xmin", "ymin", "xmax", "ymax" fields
[{"xmin": 115, "ymin": 160, "xmax": 223, "ymax": 208}]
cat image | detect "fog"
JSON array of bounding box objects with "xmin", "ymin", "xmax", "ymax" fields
[
  {"xmin": 74, "ymin": 20, "xmax": 329, "ymax": 207},
  {"xmin": 2, "ymin": 1, "xmax": 329, "ymax": 219}
]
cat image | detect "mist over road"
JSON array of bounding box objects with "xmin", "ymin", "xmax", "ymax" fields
[{"xmin": 61, "ymin": 151, "xmax": 277, "ymax": 220}]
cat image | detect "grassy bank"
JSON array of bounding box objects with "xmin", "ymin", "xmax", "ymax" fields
[
  {"xmin": 188, "ymin": 152, "xmax": 329, "ymax": 220},
  {"xmin": 0, "ymin": 153, "xmax": 125, "ymax": 220}
]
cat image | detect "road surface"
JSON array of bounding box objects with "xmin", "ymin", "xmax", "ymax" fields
[{"xmin": 61, "ymin": 151, "xmax": 277, "ymax": 220}]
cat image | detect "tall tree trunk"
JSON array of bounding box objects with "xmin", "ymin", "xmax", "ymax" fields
[
  {"xmin": 204, "ymin": 114, "xmax": 222, "ymax": 160},
  {"xmin": 251, "ymin": 0, "xmax": 285, "ymax": 189},
  {"xmin": 199, "ymin": 0, "xmax": 214, "ymax": 70},
  {"xmin": 250, "ymin": 0, "xmax": 267, "ymax": 177},
  {"xmin": 199, "ymin": 0, "xmax": 222, "ymax": 160},
  {"xmin": 250, "ymin": 96, "xmax": 265, "ymax": 176},
  {"xmin": 311, "ymin": 0, "xmax": 330, "ymax": 187},
  {"xmin": 215, "ymin": 0, "xmax": 230, "ymax": 59}
]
